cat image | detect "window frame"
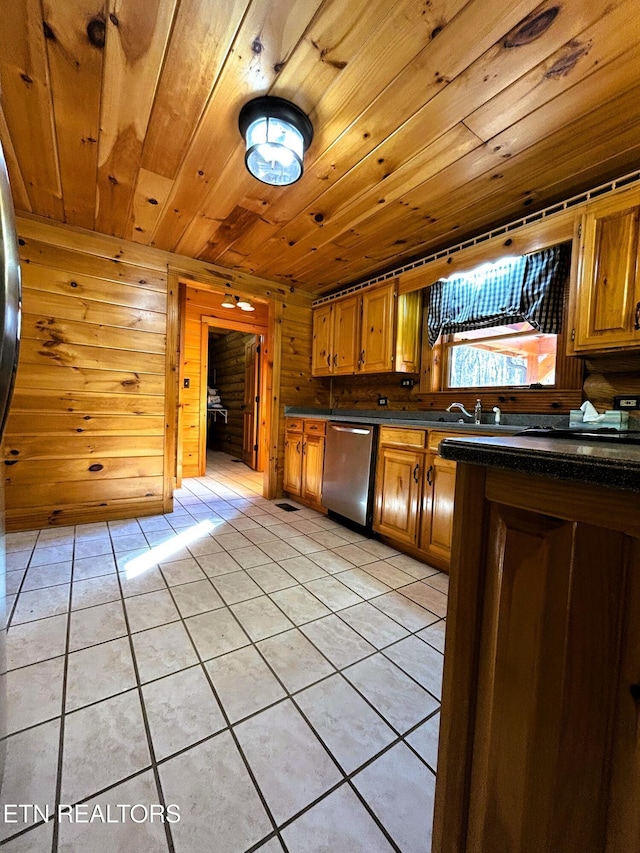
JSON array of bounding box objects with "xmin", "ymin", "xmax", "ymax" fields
[
  {"xmin": 417, "ymin": 264, "xmax": 584, "ymax": 414},
  {"xmin": 443, "ymin": 321, "xmax": 558, "ymax": 390}
]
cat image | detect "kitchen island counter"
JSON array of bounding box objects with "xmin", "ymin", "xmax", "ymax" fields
[
  {"xmin": 433, "ymin": 432, "xmax": 640, "ymax": 852},
  {"xmin": 439, "ymin": 432, "xmax": 640, "ymax": 493}
]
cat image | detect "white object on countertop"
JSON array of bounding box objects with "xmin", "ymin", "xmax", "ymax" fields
[
  {"xmin": 570, "ymin": 402, "xmax": 629, "ymax": 429},
  {"xmin": 580, "ymin": 400, "xmax": 602, "ymax": 422}
]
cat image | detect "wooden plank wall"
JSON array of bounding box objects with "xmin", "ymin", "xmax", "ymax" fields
[
  {"xmin": 5, "ymin": 238, "xmax": 169, "ymax": 530},
  {"xmin": 276, "ymin": 302, "xmax": 330, "ymax": 493},
  {"xmin": 583, "ymin": 352, "xmax": 640, "ymax": 410},
  {"xmin": 208, "ymin": 331, "xmax": 255, "ymax": 458}
]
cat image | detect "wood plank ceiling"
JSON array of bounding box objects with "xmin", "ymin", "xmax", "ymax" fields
[{"xmin": 1, "ymin": 0, "xmax": 639, "ymax": 295}]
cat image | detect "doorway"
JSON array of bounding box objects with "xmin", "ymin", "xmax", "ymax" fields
[
  {"xmin": 204, "ymin": 327, "xmax": 264, "ymax": 472},
  {"xmin": 176, "ymin": 279, "xmax": 279, "ymax": 497}
]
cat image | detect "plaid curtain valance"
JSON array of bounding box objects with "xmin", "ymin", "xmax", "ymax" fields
[{"xmin": 427, "ymin": 243, "xmax": 571, "ymax": 347}]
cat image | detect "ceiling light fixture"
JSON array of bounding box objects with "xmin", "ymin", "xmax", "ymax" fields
[
  {"xmin": 221, "ymin": 294, "xmax": 255, "ymax": 312},
  {"xmin": 238, "ymin": 96, "xmax": 313, "ymax": 187}
]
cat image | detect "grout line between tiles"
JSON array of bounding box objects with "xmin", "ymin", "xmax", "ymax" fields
[
  {"xmin": 114, "ymin": 564, "xmax": 176, "ymax": 853},
  {"xmin": 50, "ymin": 559, "xmax": 73, "ymax": 853}
]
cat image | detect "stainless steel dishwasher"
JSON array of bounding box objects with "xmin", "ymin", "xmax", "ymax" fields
[{"xmin": 322, "ymin": 422, "xmax": 376, "ymax": 528}]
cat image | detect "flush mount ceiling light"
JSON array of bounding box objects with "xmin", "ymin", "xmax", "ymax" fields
[
  {"xmin": 239, "ymin": 96, "xmax": 313, "ymax": 186},
  {"xmin": 221, "ymin": 294, "xmax": 255, "ymax": 312}
]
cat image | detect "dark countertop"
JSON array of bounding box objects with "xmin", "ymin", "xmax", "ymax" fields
[
  {"xmin": 439, "ymin": 434, "xmax": 640, "ymax": 493},
  {"xmin": 284, "ymin": 406, "xmax": 568, "ymax": 435}
]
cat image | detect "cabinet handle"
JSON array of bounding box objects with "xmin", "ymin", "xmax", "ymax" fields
[
  {"xmin": 413, "ymin": 463, "xmax": 420, "ymax": 483},
  {"xmin": 426, "ymin": 465, "xmax": 434, "ymax": 486},
  {"xmin": 296, "ymin": 441, "xmax": 301, "ymax": 453},
  {"xmin": 635, "ymin": 302, "xmax": 640, "ymax": 331},
  {"xmin": 302, "ymin": 441, "xmax": 306, "ymax": 455},
  {"xmin": 326, "ymin": 354, "xmax": 331, "ymax": 366},
  {"xmin": 333, "ymin": 353, "xmax": 337, "ymax": 366},
  {"xmin": 360, "ymin": 349, "xmax": 365, "ymax": 366}
]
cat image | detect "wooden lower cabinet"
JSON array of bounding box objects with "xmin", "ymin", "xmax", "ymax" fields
[
  {"xmin": 283, "ymin": 421, "xmax": 303, "ymax": 494},
  {"xmin": 373, "ymin": 428, "xmax": 459, "ymax": 570},
  {"xmin": 301, "ymin": 433, "xmax": 325, "ymax": 506},
  {"xmin": 421, "ymin": 452, "xmax": 457, "ymax": 565},
  {"xmin": 283, "ymin": 418, "xmax": 325, "ymax": 510},
  {"xmin": 433, "ymin": 464, "xmax": 640, "ymax": 852},
  {"xmin": 374, "ymin": 446, "xmax": 422, "ymax": 546}
]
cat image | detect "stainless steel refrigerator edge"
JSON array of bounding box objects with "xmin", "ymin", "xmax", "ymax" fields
[
  {"xmin": 0, "ymin": 140, "xmax": 22, "ymax": 785},
  {"xmin": 322, "ymin": 423, "xmax": 376, "ymax": 528}
]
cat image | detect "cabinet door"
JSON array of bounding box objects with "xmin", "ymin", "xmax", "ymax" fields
[
  {"xmin": 373, "ymin": 446, "xmax": 422, "ymax": 545},
  {"xmin": 574, "ymin": 201, "xmax": 640, "ymax": 351},
  {"xmin": 360, "ymin": 283, "xmax": 395, "ymax": 373},
  {"xmin": 421, "ymin": 452, "xmax": 456, "ymax": 565},
  {"xmin": 312, "ymin": 304, "xmax": 333, "ymax": 376},
  {"xmin": 466, "ymin": 504, "xmax": 634, "ymax": 852},
  {"xmin": 302, "ymin": 434, "xmax": 325, "ymax": 507},
  {"xmin": 395, "ymin": 290, "xmax": 422, "ymax": 373},
  {"xmin": 333, "ymin": 295, "xmax": 361, "ymax": 374},
  {"xmin": 283, "ymin": 432, "xmax": 302, "ymax": 495}
]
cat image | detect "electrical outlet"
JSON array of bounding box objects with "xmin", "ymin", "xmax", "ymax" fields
[
  {"xmin": 183, "ymin": 378, "xmax": 190, "ymax": 389},
  {"xmin": 378, "ymin": 396, "xmax": 388, "ymax": 406},
  {"xmin": 613, "ymin": 395, "xmax": 640, "ymax": 410},
  {"xmin": 400, "ymin": 378, "xmax": 415, "ymax": 388}
]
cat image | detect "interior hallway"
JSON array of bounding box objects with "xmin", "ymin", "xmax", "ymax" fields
[{"xmin": 2, "ymin": 452, "xmax": 447, "ymax": 852}]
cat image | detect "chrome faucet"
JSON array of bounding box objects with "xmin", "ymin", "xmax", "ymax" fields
[{"xmin": 447, "ymin": 400, "xmax": 482, "ymax": 424}]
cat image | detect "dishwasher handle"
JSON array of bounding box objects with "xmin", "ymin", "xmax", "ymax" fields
[{"xmin": 329, "ymin": 425, "xmax": 372, "ymax": 435}]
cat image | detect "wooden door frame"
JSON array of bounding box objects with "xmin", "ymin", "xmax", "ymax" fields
[{"xmin": 175, "ymin": 280, "xmax": 281, "ymax": 501}]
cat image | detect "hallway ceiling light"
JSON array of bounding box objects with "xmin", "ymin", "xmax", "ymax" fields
[
  {"xmin": 221, "ymin": 293, "xmax": 255, "ymax": 312},
  {"xmin": 238, "ymin": 96, "xmax": 313, "ymax": 186}
]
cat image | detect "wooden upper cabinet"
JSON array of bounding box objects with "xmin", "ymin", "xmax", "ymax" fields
[
  {"xmin": 311, "ymin": 281, "xmax": 421, "ymax": 376},
  {"xmin": 333, "ymin": 295, "xmax": 361, "ymax": 374},
  {"xmin": 570, "ymin": 190, "xmax": 640, "ymax": 353},
  {"xmin": 360, "ymin": 283, "xmax": 395, "ymax": 373},
  {"xmin": 395, "ymin": 290, "xmax": 422, "ymax": 374},
  {"xmin": 311, "ymin": 303, "xmax": 333, "ymax": 376}
]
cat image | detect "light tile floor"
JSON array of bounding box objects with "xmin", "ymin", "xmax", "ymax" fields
[{"xmin": 1, "ymin": 452, "xmax": 446, "ymax": 853}]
